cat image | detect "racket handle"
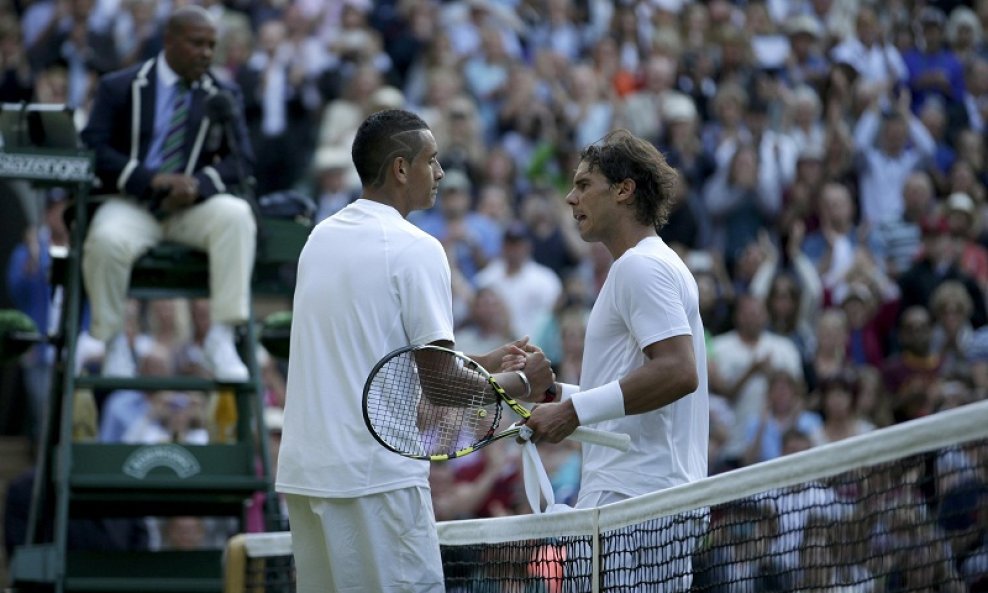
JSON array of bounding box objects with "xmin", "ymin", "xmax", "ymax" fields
[{"xmin": 569, "ymin": 427, "xmax": 632, "ymax": 451}]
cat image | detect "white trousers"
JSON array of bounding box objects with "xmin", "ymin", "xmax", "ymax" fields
[
  {"xmin": 82, "ymin": 195, "xmax": 256, "ymax": 341},
  {"xmin": 284, "ymin": 488, "xmax": 445, "ymax": 593}
]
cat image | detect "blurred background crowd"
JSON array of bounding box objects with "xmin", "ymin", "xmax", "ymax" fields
[{"xmin": 2, "ymin": 0, "xmax": 988, "ymax": 545}]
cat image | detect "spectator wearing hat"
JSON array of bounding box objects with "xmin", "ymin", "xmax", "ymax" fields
[
  {"xmin": 904, "ymin": 7, "xmax": 967, "ymax": 117},
  {"xmin": 659, "ymin": 93, "xmax": 715, "ymax": 190},
  {"xmin": 781, "ymin": 15, "xmax": 829, "ymax": 90},
  {"xmin": 829, "ymin": 282, "xmax": 885, "ymax": 369},
  {"xmin": 475, "ymin": 222, "xmax": 561, "ymax": 339},
  {"xmin": 946, "ymin": 6, "xmax": 984, "ymax": 66},
  {"xmin": 311, "ymin": 146, "xmax": 359, "ymax": 222},
  {"xmin": 945, "ymin": 191, "xmax": 988, "ymax": 292}
]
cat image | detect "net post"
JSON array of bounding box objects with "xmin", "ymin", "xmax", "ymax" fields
[{"xmin": 223, "ymin": 533, "xmax": 247, "ymax": 593}]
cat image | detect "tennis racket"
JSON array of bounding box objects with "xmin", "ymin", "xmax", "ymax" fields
[{"xmin": 362, "ymin": 344, "xmax": 632, "ymax": 461}]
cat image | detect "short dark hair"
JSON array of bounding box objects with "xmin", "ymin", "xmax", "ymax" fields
[
  {"xmin": 351, "ymin": 109, "xmax": 430, "ymax": 188},
  {"xmin": 165, "ymin": 5, "xmax": 214, "ymax": 37},
  {"xmin": 578, "ymin": 129, "xmax": 679, "ymax": 231}
]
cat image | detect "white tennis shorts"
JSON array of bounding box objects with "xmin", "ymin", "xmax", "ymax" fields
[{"xmin": 285, "ymin": 487, "xmax": 445, "ymax": 593}]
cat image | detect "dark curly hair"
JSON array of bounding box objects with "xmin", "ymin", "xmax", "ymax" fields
[{"xmin": 578, "ymin": 129, "xmax": 680, "ymax": 231}]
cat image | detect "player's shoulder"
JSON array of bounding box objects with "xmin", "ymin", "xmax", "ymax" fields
[{"xmin": 616, "ymin": 237, "xmax": 686, "ymax": 275}]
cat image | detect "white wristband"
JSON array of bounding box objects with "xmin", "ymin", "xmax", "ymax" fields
[
  {"xmin": 570, "ymin": 381, "xmax": 625, "ymax": 425},
  {"xmin": 513, "ymin": 370, "xmax": 531, "ymax": 399}
]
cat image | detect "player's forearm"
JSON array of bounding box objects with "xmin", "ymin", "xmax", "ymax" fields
[{"xmin": 618, "ymin": 360, "xmax": 698, "ymax": 416}]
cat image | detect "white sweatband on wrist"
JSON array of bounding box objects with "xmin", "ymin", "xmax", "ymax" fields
[
  {"xmin": 558, "ymin": 383, "xmax": 579, "ymax": 402},
  {"xmin": 513, "ymin": 370, "xmax": 531, "ymax": 399},
  {"xmin": 570, "ymin": 381, "xmax": 625, "ymax": 425}
]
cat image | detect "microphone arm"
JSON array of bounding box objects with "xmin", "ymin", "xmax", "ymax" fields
[{"xmin": 207, "ymin": 91, "xmax": 255, "ymax": 202}]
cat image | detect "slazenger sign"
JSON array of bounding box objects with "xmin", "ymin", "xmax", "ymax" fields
[
  {"xmin": 0, "ymin": 152, "xmax": 91, "ymax": 182},
  {"xmin": 122, "ymin": 444, "xmax": 202, "ymax": 479}
]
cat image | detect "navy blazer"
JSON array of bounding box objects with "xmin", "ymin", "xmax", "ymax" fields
[{"xmin": 81, "ymin": 57, "xmax": 255, "ymax": 204}]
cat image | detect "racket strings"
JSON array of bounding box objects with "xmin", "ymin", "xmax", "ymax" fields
[{"xmin": 366, "ymin": 350, "xmax": 500, "ymax": 457}]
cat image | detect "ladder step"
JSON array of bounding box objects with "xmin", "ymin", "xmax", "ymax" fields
[
  {"xmin": 65, "ymin": 550, "xmax": 223, "ymax": 593},
  {"xmin": 73, "ymin": 376, "xmax": 256, "ymax": 392}
]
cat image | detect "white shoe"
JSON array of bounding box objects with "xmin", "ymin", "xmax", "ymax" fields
[
  {"xmin": 203, "ymin": 324, "xmax": 250, "ymax": 382},
  {"xmin": 102, "ymin": 333, "xmax": 136, "ymax": 378}
]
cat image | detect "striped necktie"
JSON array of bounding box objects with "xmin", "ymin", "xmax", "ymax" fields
[{"xmin": 159, "ymin": 81, "xmax": 190, "ymax": 173}]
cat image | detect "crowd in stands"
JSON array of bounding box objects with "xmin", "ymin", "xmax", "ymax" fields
[{"xmin": 5, "ymin": 0, "xmax": 988, "ymax": 574}]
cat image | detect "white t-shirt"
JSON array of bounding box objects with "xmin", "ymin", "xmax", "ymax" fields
[
  {"xmin": 475, "ymin": 259, "xmax": 562, "ymax": 339},
  {"xmin": 276, "ymin": 199, "xmax": 455, "ymax": 498},
  {"xmin": 576, "ymin": 236, "xmax": 709, "ymax": 503}
]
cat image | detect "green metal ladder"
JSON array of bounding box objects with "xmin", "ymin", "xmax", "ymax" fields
[{"xmin": 6, "ymin": 143, "xmax": 308, "ymax": 593}]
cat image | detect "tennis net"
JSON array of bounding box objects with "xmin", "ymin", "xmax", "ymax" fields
[{"xmin": 225, "ymin": 399, "xmax": 988, "ymax": 593}]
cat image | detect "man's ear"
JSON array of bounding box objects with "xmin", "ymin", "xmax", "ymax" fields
[
  {"xmin": 393, "ymin": 157, "xmax": 408, "ymax": 182},
  {"xmin": 615, "ymin": 178, "xmax": 636, "ymax": 205}
]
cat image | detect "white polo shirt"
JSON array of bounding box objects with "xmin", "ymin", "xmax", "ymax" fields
[
  {"xmin": 576, "ymin": 236, "xmax": 709, "ymax": 503},
  {"xmin": 276, "ymin": 199, "xmax": 455, "ymax": 498}
]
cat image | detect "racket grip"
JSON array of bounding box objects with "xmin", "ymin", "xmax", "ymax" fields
[{"xmin": 569, "ymin": 427, "xmax": 632, "ymax": 451}]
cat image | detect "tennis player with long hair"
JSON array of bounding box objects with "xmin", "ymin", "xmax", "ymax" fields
[
  {"xmin": 275, "ymin": 109, "xmax": 554, "ymax": 593},
  {"xmin": 518, "ymin": 129, "xmax": 710, "ymax": 591}
]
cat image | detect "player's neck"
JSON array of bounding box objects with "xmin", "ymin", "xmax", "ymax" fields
[{"xmin": 603, "ymin": 223, "xmax": 657, "ymax": 260}]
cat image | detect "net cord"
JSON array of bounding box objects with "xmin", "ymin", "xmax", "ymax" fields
[
  {"xmin": 438, "ymin": 398, "xmax": 988, "ymax": 543},
  {"xmin": 233, "ymin": 400, "xmax": 988, "ymax": 558}
]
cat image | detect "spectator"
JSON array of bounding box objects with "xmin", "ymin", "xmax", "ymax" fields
[
  {"xmin": 801, "ymin": 182, "xmax": 869, "ymax": 292},
  {"xmin": 237, "ymin": 17, "xmax": 323, "ymax": 196},
  {"xmin": 873, "ymin": 171, "xmax": 936, "ymax": 280},
  {"xmin": 475, "ymin": 222, "xmax": 562, "ymax": 339},
  {"xmin": 310, "ymin": 146, "xmax": 359, "ymax": 222},
  {"xmin": 741, "ymin": 369, "xmax": 821, "ymax": 465},
  {"xmin": 929, "ymin": 280, "xmax": 976, "ymax": 378},
  {"xmin": 6, "ymin": 190, "xmax": 70, "ymax": 443},
  {"xmin": 944, "ymin": 192, "xmax": 988, "ymax": 292},
  {"xmin": 904, "ymin": 7, "xmax": 966, "ymax": 121},
  {"xmin": 781, "ymin": 15, "xmax": 829, "ymax": 91},
  {"xmin": 454, "ymin": 287, "xmax": 514, "ymax": 357},
  {"xmin": 702, "ymin": 144, "xmax": 782, "ymax": 271},
  {"xmin": 898, "ymin": 215, "xmax": 988, "ymax": 329},
  {"xmin": 830, "ymin": 5, "xmax": 907, "ymax": 94},
  {"xmin": 881, "ymin": 306, "xmax": 943, "ymax": 399},
  {"xmin": 834, "ymin": 281, "xmax": 887, "ymax": 370},
  {"xmin": 620, "ymin": 53, "xmax": 678, "ymax": 143},
  {"xmin": 853, "ymin": 88, "xmax": 936, "ymax": 226},
  {"xmin": 413, "ymin": 168, "xmax": 502, "ymax": 283},
  {"xmin": 518, "ymin": 188, "xmax": 588, "ymax": 280},
  {"xmin": 710, "ymin": 292, "xmax": 803, "ymax": 464},
  {"xmin": 809, "ymin": 370, "xmax": 876, "ymax": 445}
]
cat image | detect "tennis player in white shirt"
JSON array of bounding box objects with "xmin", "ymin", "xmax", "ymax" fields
[{"xmin": 520, "ymin": 129, "xmax": 709, "ymax": 592}]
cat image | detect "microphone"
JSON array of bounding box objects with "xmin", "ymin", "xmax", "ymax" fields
[{"xmin": 206, "ymin": 90, "xmax": 237, "ymax": 124}]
